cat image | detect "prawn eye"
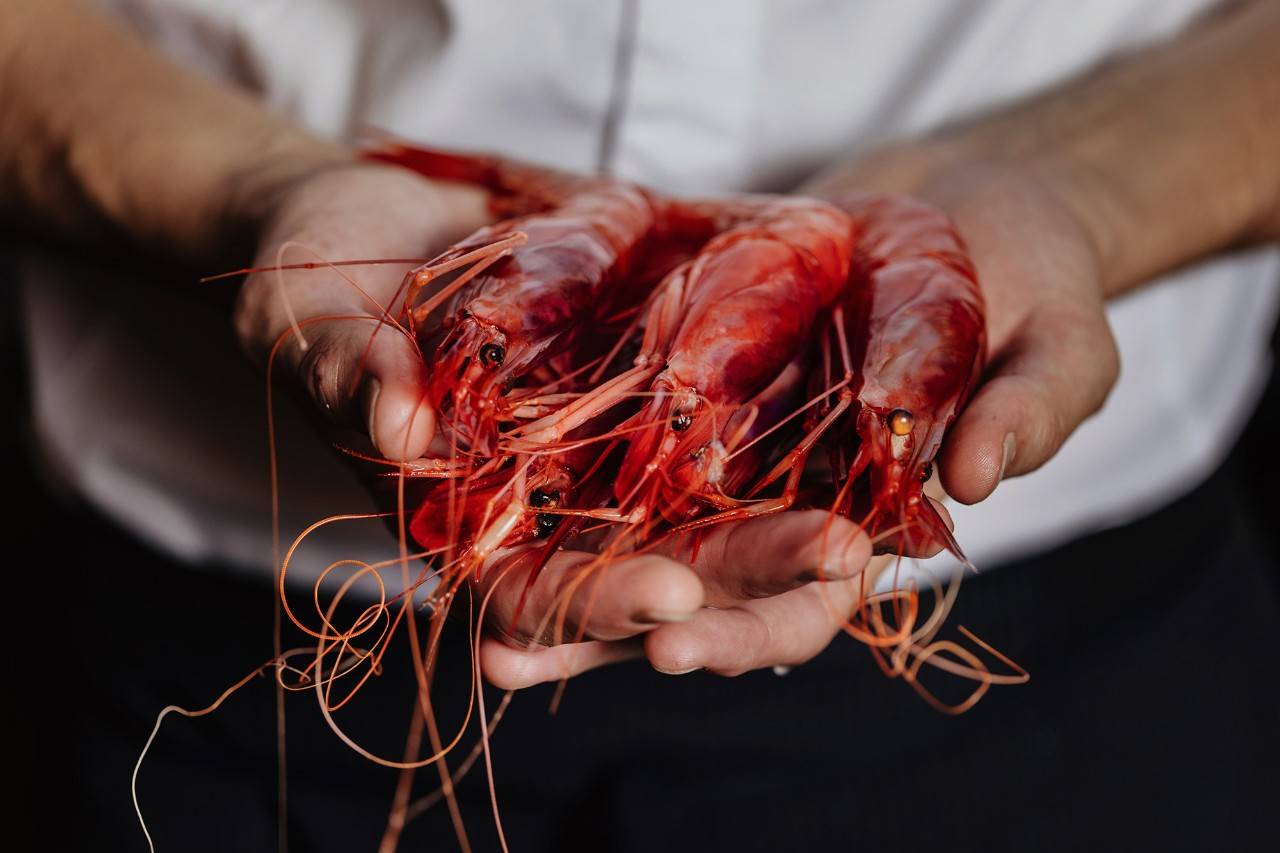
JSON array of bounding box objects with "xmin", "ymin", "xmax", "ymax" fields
[
  {"xmin": 671, "ymin": 412, "xmax": 693, "ymax": 432},
  {"xmin": 535, "ymin": 513, "xmax": 561, "ymax": 538},
  {"xmin": 478, "ymin": 343, "xmax": 505, "ymax": 368},
  {"xmin": 528, "ymin": 488, "xmax": 559, "ymax": 508},
  {"xmin": 919, "ymin": 462, "xmax": 934, "ymax": 482},
  {"xmin": 888, "ymin": 409, "xmax": 914, "ymax": 436}
]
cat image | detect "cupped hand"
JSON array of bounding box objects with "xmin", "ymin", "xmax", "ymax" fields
[
  {"xmin": 487, "ymin": 151, "xmax": 1119, "ymax": 688},
  {"xmin": 920, "ymin": 161, "xmax": 1119, "ymax": 504},
  {"xmin": 809, "ymin": 152, "xmax": 1120, "ymax": 505},
  {"xmin": 494, "ymin": 153, "xmax": 1120, "ymax": 687},
  {"xmin": 486, "ymin": 158, "xmax": 1094, "ymax": 690},
  {"xmin": 477, "ymin": 510, "xmax": 877, "ymax": 688},
  {"xmin": 240, "ymin": 148, "xmax": 1097, "ymax": 691},
  {"xmin": 234, "ymin": 159, "xmax": 490, "ymax": 460}
]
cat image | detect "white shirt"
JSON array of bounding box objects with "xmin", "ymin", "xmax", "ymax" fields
[{"xmin": 26, "ymin": 0, "xmax": 1280, "ymax": 591}]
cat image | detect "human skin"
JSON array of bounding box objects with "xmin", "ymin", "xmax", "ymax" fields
[{"xmin": 3, "ymin": 0, "xmax": 1279, "ymax": 684}]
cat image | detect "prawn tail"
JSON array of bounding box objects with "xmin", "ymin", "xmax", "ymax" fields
[{"xmin": 917, "ymin": 496, "xmax": 973, "ymax": 571}]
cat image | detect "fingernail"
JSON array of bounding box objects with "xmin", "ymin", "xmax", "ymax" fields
[
  {"xmin": 362, "ymin": 378, "xmax": 382, "ymax": 444},
  {"xmin": 999, "ymin": 433, "xmax": 1017, "ymax": 480},
  {"xmin": 635, "ymin": 609, "xmax": 695, "ymax": 625},
  {"xmin": 655, "ymin": 665, "xmax": 701, "ymax": 675}
]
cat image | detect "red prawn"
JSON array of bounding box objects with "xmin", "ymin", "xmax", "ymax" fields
[
  {"xmin": 361, "ymin": 145, "xmax": 703, "ymax": 589},
  {"xmin": 612, "ymin": 196, "xmax": 856, "ymax": 530},
  {"xmin": 726, "ymin": 190, "xmax": 983, "ymax": 549},
  {"xmin": 780, "ymin": 190, "xmax": 1026, "ymax": 712},
  {"xmin": 819, "ymin": 190, "xmax": 984, "ymax": 556},
  {"xmin": 366, "ymin": 144, "xmax": 702, "ymax": 454}
]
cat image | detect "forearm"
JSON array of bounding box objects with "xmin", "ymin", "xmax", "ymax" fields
[
  {"xmin": 0, "ymin": 0, "xmax": 349, "ymax": 261},
  {"xmin": 814, "ymin": 0, "xmax": 1280, "ymax": 297}
]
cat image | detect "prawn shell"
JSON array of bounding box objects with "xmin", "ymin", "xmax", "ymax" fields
[
  {"xmin": 374, "ymin": 143, "xmax": 681, "ymax": 455},
  {"xmin": 615, "ymin": 198, "xmax": 854, "ymax": 507},
  {"xmin": 821, "ymin": 190, "xmax": 985, "ymax": 553},
  {"xmin": 856, "ymin": 256, "xmax": 985, "ymax": 466}
]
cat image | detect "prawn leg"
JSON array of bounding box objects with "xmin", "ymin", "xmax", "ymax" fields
[
  {"xmin": 660, "ymin": 390, "xmax": 854, "ymax": 537},
  {"xmin": 404, "ymin": 231, "xmax": 528, "ymax": 325},
  {"xmin": 505, "ymin": 258, "xmax": 699, "ymax": 446}
]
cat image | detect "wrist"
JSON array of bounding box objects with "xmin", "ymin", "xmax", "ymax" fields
[
  {"xmin": 210, "ymin": 132, "xmax": 354, "ymax": 262},
  {"xmin": 11, "ymin": 1, "xmax": 354, "ymax": 265},
  {"xmin": 805, "ymin": 139, "xmax": 1109, "ymax": 299},
  {"xmin": 934, "ymin": 136, "xmax": 1122, "ymax": 296}
]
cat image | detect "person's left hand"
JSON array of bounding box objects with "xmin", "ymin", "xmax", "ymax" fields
[
  {"xmin": 484, "ymin": 145, "xmax": 1119, "ymax": 687},
  {"xmin": 806, "ymin": 148, "xmax": 1120, "ymax": 506}
]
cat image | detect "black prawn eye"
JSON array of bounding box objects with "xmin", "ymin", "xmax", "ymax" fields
[
  {"xmin": 888, "ymin": 409, "xmax": 914, "ymax": 436},
  {"xmin": 478, "ymin": 343, "xmax": 505, "ymax": 368},
  {"xmin": 671, "ymin": 412, "xmax": 693, "ymax": 432},
  {"xmin": 528, "ymin": 488, "xmax": 559, "ymax": 508},
  {"xmin": 535, "ymin": 513, "xmax": 561, "ymax": 538},
  {"xmin": 919, "ymin": 462, "xmax": 934, "ymax": 482}
]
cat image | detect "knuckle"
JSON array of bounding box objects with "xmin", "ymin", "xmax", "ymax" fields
[
  {"xmin": 1000, "ymin": 375, "xmax": 1053, "ymax": 442},
  {"xmin": 1090, "ymin": 323, "xmax": 1122, "ymax": 412},
  {"xmin": 1042, "ymin": 393, "xmax": 1071, "ymax": 455},
  {"xmin": 746, "ymin": 618, "xmax": 777, "ymax": 671},
  {"xmin": 707, "ymin": 519, "xmax": 744, "ymax": 575},
  {"xmin": 994, "ymin": 376, "xmax": 1065, "ymax": 474}
]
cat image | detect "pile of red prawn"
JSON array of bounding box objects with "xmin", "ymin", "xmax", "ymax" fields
[{"xmin": 134, "ymin": 143, "xmax": 1028, "ymax": 852}]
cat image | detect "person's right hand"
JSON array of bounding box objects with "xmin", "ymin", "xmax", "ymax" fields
[{"xmin": 235, "ymin": 159, "xmax": 491, "ymax": 461}]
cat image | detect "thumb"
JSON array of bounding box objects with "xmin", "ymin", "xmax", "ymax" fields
[
  {"xmin": 290, "ymin": 316, "xmax": 436, "ymax": 461},
  {"xmin": 939, "ymin": 300, "xmax": 1119, "ymax": 504}
]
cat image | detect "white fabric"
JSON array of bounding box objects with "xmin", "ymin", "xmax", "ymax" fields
[{"xmin": 27, "ymin": 0, "xmax": 1280, "ymax": 589}]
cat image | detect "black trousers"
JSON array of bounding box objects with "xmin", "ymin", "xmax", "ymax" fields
[{"xmin": 12, "ymin": 444, "xmax": 1280, "ymax": 853}]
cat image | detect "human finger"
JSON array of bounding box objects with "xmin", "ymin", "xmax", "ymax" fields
[
  {"xmin": 479, "ymin": 547, "xmax": 704, "ymax": 648},
  {"xmin": 644, "ymin": 557, "xmax": 890, "ymax": 676},
  {"xmin": 868, "ymin": 495, "xmax": 951, "ymax": 559},
  {"xmin": 479, "ymin": 635, "xmax": 644, "ymax": 690},
  {"xmin": 662, "ymin": 510, "xmax": 871, "ymax": 607},
  {"xmin": 940, "ymin": 301, "xmax": 1119, "ymax": 504},
  {"xmin": 263, "ymin": 313, "xmax": 437, "ymax": 461}
]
